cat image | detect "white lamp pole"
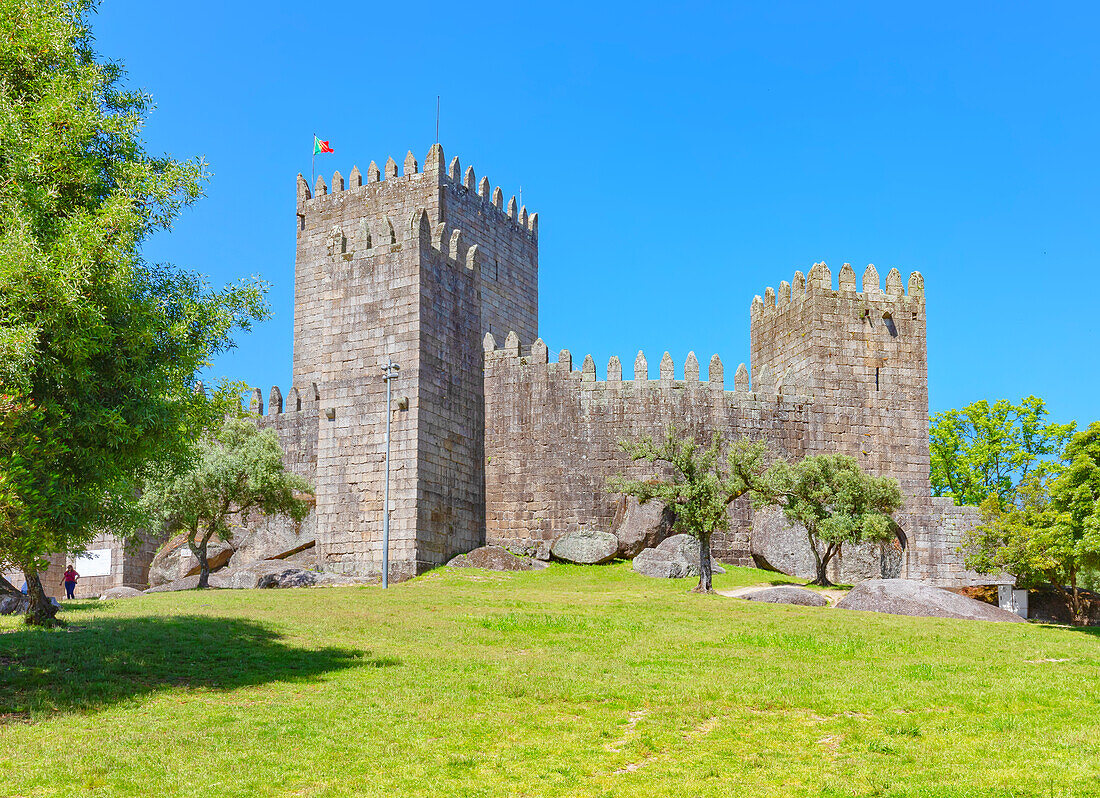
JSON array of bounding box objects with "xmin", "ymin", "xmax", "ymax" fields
[{"xmin": 381, "ymin": 361, "xmax": 400, "ymax": 588}]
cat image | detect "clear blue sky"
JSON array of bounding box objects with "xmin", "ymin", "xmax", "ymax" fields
[{"xmin": 94, "ymin": 1, "xmax": 1099, "ymax": 425}]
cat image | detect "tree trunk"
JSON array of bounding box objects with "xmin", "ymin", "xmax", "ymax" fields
[
  {"xmin": 189, "ymin": 538, "xmax": 211, "ymax": 589},
  {"xmin": 1071, "ymin": 570, "xmax": 1084, "ymax": 626},
  {"xmin": 809, "ymin": 541, "xmax": 836, "ymax": 587},
  {"xmin": 694, "ymin": 532, "xmax": 714, "ymax": 593},
  {"xmin": 23, "ymin": 568, "xmax": 60, "ymax": 627}
]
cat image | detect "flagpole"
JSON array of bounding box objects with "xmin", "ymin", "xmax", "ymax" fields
[{"xmin": 312, "ymin": 134, "xmax": 315, "ymax": 188}]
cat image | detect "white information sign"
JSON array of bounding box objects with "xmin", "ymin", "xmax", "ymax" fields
[{"xmin": 72, "ymin": 548, "xmax": 112, "ymax": 578}]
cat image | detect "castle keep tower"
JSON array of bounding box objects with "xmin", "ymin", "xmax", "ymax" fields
[
  {"xmin": 749, "ymin": 262, "xmax": 933, "ymax": 575},
  {"xmin": 293, "ymin": 144, "xmax": 538, "ymax": 577}
]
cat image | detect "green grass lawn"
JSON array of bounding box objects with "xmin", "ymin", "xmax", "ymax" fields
[{"xmin": 1, "ymin": 563, "xmax": 1097, "ymax": 798}]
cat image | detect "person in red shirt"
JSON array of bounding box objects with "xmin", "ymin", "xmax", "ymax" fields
[{"xmin": 60, "ymin": 565, "xmax": 79, "ymax": 599}]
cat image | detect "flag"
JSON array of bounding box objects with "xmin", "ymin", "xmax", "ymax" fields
[{"xmin": 313, "ymin": 136, "xmax": 334, "ymax": 155}]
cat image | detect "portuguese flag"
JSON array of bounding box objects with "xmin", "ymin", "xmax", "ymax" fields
[{"xmin": 313, "ymin": 136, "xmax": 334, "ymax": 155}]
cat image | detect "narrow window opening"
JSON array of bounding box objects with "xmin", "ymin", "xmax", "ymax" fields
[
  {"xmin": 875, "ymin": 367, "xmax": 880, "ymax": 391},
  {"xmin": 297, "ymin": 213, "xmax": 305, "ymax": 230},
  {"xmin": 882, "ymin": 312, "xmax": 898, "ymax": 337},
  {"xmin": 388, "ymin": 222, "xmax": 397, "ymax": 244},
  {"xmin": 365, "ymin": 233, "xmax": 372, "ymax": 249}
]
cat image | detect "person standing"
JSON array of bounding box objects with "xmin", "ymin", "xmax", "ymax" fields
[{"xmin": 60, "ymin": 565, "xmax": 79, "ymax": 599}]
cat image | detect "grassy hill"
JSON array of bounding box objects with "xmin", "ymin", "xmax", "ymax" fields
[{"xmin": 1, "ymin": 563, "xmax": 1097, "ymax": 797}]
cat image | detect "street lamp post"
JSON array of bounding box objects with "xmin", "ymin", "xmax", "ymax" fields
[{"xmin": 381, "ymin": 361, "xmax": 400, "ymax": 588}]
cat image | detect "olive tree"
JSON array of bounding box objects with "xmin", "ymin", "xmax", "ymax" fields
[
  {"xmin": 139, "ymin": 418, "xmax": 314, "ymax": 588},
  {"xmin": 608, "ymin": 426, "xmax": 769, "ymax": 593},
  {"xmin": 759, "ymin": 453, "xmax": 903, "ymax": 586}
]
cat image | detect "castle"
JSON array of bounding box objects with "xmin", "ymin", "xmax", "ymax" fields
[
  {"xmin": 8, "ymin": 143, "xmax": 984, "ymax": 597},
  {"xmin": 252, "ymin": 144, "xmax": 980, "ymax": 585}
]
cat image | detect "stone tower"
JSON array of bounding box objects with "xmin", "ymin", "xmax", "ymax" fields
[
  {"xmin": 749, "ymin": 262, "xmax": 932, "ymax": 576},
  {"xmin": 293, "ymin": 144, "xmax": 538, "ymax": 578}
]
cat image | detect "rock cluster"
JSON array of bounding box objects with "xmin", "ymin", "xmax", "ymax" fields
[
  {"xmin": 836, "ymin": 579, "xmax": 1026, "ymax": 623},
  {"xmin": 551, "ymin": 529, "xmax": 619, "ymax": 564},
  {"xmin": 749, "ymin": 506, "xmax": 904, "ymax": 583},
  {"xmin": 609, "ymin": 497, "xmax": 676, "ymax": 558},
  {"xmin": 99, "ymin": 586, "xmax": 142, "ymax": 600},
  {"xmin": 738, "ymin": 586, "xmax": 828, "ymax": 607},
  {"xmin": 633, "ymin": 534, "xmax": 725, "ymax": 579},
  {"xmin": 447, "ymin": 546, "xmax": 546, "ymax": 571},
  {"xmin": 147, "ymin": 526, "xmax": 315, "ymax": 588}
]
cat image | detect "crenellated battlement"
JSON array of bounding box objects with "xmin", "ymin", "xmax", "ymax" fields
[
  {"xmin": 483, "ymin": 332, "xmax": 814, "ymax": 404},
  {"xmin": 247, "ymin": 383, "xmax": 321, "ymax": 418},
  {"xmin": 295, "ymin": 143, "xmax": 536, "ymax": 240},
  {"xmin": 751, "ymin": 262, "xmax": 925, "ymax": 319}
]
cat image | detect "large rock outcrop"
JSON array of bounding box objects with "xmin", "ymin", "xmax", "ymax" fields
[
  {"xmin": 447, "ymin": 546, "xmax": 547, "ymax": 571},
  {"xmin": 738, "ymin": 586, "xmax": 828, "ymax": 607},
  {"xmin": 836, "ymin": 579, "xmax": 1027, "ymax": 623},
  {"xmin": 143, "ymin": 574, "xmax": 230, "ymax": 593},
  {"xmin": 256, "ymin": 568, "xmax": 373, "ymax": 589},
  {"xmin": 0, "ymin": 595, "xmax": 61, "ymax": 615},
  {"xmin": 99, "ymin": 586, "xmax": 143, "ymax": 600},
  {"xmin": 609, "ymin": 496, "xmax": 676, "ymax": 558},
  {"xmin": 633, "ymin": 534, "xmax": 725, "ymax": 579},
  {"xmin": 218, "ymin": 560, "xmax": 309, "ymax": 589},
  {"xmin": 148, "ymin": 535, "xmax": 235, "ymax": 587},
  {"xmin": 550, "ymin": 529, "xmax": 619, "ymax": 564},
  {"xmin": 229, "ymin": 510, "xmax": 313, "ymax": 565},
  {"xmin": 750, "ymin": 507, "xmax": 904, "ymax": 582}
]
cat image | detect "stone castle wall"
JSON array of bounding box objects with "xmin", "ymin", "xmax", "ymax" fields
[
  {"xmin": 249, "ymin": 387, "xmax": 320, "ymax": 558},
  {"xmin": 483, "ymin": 334, "xmax": 814, "ymax": 563}
]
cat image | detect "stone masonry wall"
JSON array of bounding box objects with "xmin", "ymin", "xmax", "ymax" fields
[
  {"xmin": 929, "ymin": 497, "xmax": 1007, "ymax": 586},
  {"xmin": 483, "ymin": 334, "xmax": 813, "ymax": 564},
  {"xmin": 250, "ymin": 387, "xmax": 320, "ymax": 558},
  {"xmin": 4, "ymin": 531, "xmax": 160, "ymax": 598}
]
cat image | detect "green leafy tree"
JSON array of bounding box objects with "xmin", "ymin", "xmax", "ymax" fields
[
  {"xmin": 139, "ymin": 418, "xmax": 314, "ymax": 588},
  {"xmin": 966, "ymin": 423, "xmax": 1100, "ymax": 623},
  {"xmin": 0, "ymin": 1, "xmax": 268, "ymax": 625},
  {"xmin": 931, "ymin": 397, "xmax": 1075, "ymax": 508},
  {"xmin": 608, "ymin": 426, "xmax": 769, "ymax": 593},
  {"xmin": 759, "ymin": 454, "xmax": 903, "ymax": 586}
]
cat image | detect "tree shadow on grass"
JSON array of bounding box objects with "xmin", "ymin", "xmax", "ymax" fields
[
  {"xmin": 0, "ymin": 615, "xmax": 382, "ymax": 719},
  {"xmin": 1047, "ymin": 622, "xmax": 1100, "ymax": 638}
]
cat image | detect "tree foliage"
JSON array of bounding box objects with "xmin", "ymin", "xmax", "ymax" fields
[
  {"xmin": 139, "ymin": 418, "xmax": 314, "ymax": 588},
  {"xmin": 758, "ymin": 454, "xmax": 903, "ymax": 586},
  {"xmin": 608, "ymin": 426, "xmax": 769, "ymax": 593},
  {"xmin": 965, "ymin": 422, "xmax": 1100, "ymax": 623},
  {"xmin": 0, "ymin": 1, "xmax": 268, "ymax": 624},
  {"xmin": 930, "ymin": 397, "xmax": 1075, "ymax": 508}
]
